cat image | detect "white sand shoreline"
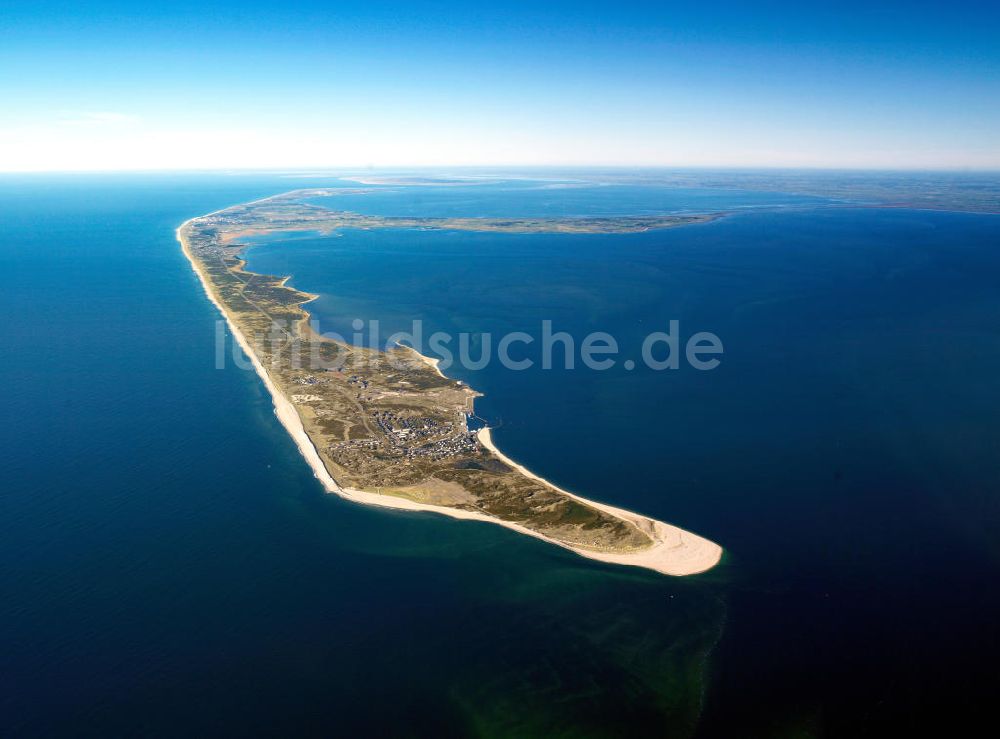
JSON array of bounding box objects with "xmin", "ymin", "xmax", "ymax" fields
[
  {"xmin": 395, "ymin": 342, "xmax": 447, "ymax": 379},
  {"xmin": 177, "ymin": 216, "xmax": 722, "ymax": 577}
]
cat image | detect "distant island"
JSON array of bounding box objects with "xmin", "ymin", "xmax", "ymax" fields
[{"xmin": 177, "ymin": 190, "xmax": 723, "ymax": 576}]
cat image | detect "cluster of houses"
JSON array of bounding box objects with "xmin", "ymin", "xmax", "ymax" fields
[{"xmin": 328, "ymin": 408, "xmax": 479, "ymax": 465}]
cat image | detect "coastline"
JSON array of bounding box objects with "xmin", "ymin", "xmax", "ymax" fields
[
  {"xmin": 476, "ymin": 428, "xmax": 723, "ymax": 575},
  {"xmin": 177, "ymin": 216, "xmax": 722, "ymax": 577},
  {"xmin": 395, "ymin": 342, "xmax": 447, "ymax": 379}
]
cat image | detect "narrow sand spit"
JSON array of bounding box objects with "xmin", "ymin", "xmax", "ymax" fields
[
  {"xmin": 476, "ymin": 429, "xmax": 722, "ymax": 575},
  {"xmin": 178, "ymin": 219, "xmax": 722, "ymax": 576}
]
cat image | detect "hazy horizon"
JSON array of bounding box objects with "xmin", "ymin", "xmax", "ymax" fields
[
  {"xmin": 3, "ymin": 1, "xmax": 999, "ymax": 172},
  {"xmin": 3, "ymin": 165, "xmax": 1000, "ymax": 175}
]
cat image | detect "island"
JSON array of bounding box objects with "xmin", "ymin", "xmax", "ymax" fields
[{"xmin": 177, "ymin": 190, "xmax": 723, "ymax": 576}]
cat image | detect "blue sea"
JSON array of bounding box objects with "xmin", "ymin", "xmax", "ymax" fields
[{"xmin": 2, "ymin": 172, "xmax": 999, "ymax": 736}]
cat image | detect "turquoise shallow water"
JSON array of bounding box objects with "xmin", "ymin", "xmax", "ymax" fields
[{"xmin": 3, "ymin": 173, "xmax": 1000, "ymax": 736}]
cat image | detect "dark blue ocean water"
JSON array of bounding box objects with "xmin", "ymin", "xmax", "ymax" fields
[{"xmin": 3, "ymin": 173, "xmax": 1000, "ymax": 737}]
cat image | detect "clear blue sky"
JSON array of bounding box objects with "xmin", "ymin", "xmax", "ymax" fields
[{"xmin": 2, "ymin": 0, "xmax": 998, "ymax": 170}]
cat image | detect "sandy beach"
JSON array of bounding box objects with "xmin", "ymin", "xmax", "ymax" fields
[
  {"xmin": 476, "ymin": 428, "xmax": 723, "ymax": 575},
  {"xmin": 395, "ymin": 342, "xmax": 447, "ymax": 379},
  {"xmin": 178, "ymin": 219, "xmax": 722, "ymax": 577}
]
